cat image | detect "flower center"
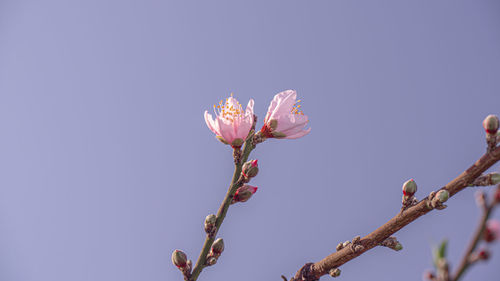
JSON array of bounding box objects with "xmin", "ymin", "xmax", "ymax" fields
[
  {"xmin": 292, "ymin": 99, "xmax": 304, "ymax": 115},
  {"xmin": 213, "ymin": 94, "xmax": 243, "ymax": 123}
]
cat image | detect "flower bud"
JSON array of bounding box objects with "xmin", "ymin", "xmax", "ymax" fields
[
  {"xmin": 232, "ymin": 185, "xmax": 258, "ymax": 204},
  {"xmin": 204, "ymin": 214, "xmax": 217, "ymax": 235},
  {"xmin": 205, "ymin": 214, "xmax": 216, "ymax": 226},
  {"xmin": 483, "ymin": 114, "xmax": 499, "ymax": 135},
  {"xmin": 423, "ymin": 271, "xmax": 435, "ymax": 281},
  {"xmin": 436, "ymin": 190, "xmax": 449, "ymax": 203},
  {"xmin": 242, "ymin": 159, "xmax": 259, "ymax": 178},
  {"xmin": 491, "ymin": 173, "xmax": 500, "ymax": 185},
  {"xmin": 394, "ymin": 242, "xmax": 403, "ymax": 251},
  {"xmin": 483, "ymin": 219, "xmax": 500, "ymax": 243},
  {"xmin": 206, "ymin": 256, "xmax": 217, "ymax": 266},
  {"xmin": 171, "ymin": 249, "xmax": 187, "ymax": 268},
  {"xmin": 402, "ymin": 179, "xmax": 417, "ymax": 196},
  {"xmin": 211, "ymin": 238, "xmax": 225, "ymax": 255},
  {"xmin": 478, "ymin": 249, "xmax": 490, "ymax": 260},
  {"xmin": 329, "ymin": 268, "xmax": 341, "ymax": 277}
]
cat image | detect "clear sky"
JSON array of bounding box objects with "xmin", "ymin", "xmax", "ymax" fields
[{"xmin": 1, "ymin": 1, "xmax": 500, "ymax": 281}]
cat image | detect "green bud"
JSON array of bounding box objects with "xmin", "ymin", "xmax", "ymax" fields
[
  {"xmin": 205, "ymin": 214, "xmax": 216, "ymax": 226},
  {"xmin": 394, "ymin": 243, "xmax": 403, "ymax": 251},
  {"xmin": 242, "ymin": 160, "xmax": 259, "ymax": 178},
  {"xmin": 483, "ymin": 114, "xmax": 499, "ymax": 135},
  {"xmin": 402, "ymin": 179, "xmax": 417, "ymax": 196},
  {"xmin": 436, "ymin": 190, "xmax": 449, "ymax": 203},
  {"xmin": 206, "ymin": 256, "xmax": 217, "ymax": 266},
  {"xmin": 211, "ymin": 238, "xmax": 225, "ymax": 254},
  {"xmin": 171, "ymin": 249, "xmax": 187, "ymax": 268},
  {"xmin": 329, "ymin": 268, "xmax": 341, "ymax": 277},
  {"xmin": 491, "ymin": 173, "xmax": 500, "ymax": 185}
]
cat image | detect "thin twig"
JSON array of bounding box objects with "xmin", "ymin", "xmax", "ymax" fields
[
  {"xmin": 451, "ymin": 193, "xmax": 497, "ymax": 281},
  {"xmin": 189, "ymin": 138, "xmax": 255, "ymax": 281},
  {"xmin": 291, "ymin": 145, "xmax": 500, "ymax": 280}
]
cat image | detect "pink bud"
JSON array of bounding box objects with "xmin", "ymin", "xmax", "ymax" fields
[
  {"xmin": 232, "ymin": 185, "xmax": 258, "ymax": 204},
  {"xmin": 478, "ymin": 249, "xmax": 491, "ymax": 260},
  {"xmin": 242, "ymin": 160, "xmax": 259, "ymax": 179},
  {"xmin": 483, "ymin": 114, "xmax": 499, "ymax": 135},
  {"xmin": 483, "ymin": 220, "xmax": 500, "ymax": 243},
  {"xmin": 171, "ymin": 250, "xmax": 187, "ymax": 268}
]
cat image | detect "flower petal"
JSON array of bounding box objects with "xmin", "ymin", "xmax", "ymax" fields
[
  {"xmin": 267, "ymin": 90, "xmax": 297, "ymax": 122},
  {"xmin": 204, "ymin": 111, "xmax": 218, "ymax": 135},
  {"xmin": 284, "ymin": 127, "xmax": 311, "ymax": 139}
]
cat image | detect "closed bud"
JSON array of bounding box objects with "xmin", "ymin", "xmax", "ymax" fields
[
  {"xmin": 436, "ymin": 190, "xmax": 449, "ymax": 203},
  {"xmin": 211, "ymin": 238, "xmax": 225, "ymax": 254},
  {"xmin": 402, "ymin": 179, "xmax": 417, "ymax": 196},
  {"xmin": 423, "ymin": 271, "xmax": 435, "ymax": 281},
  {"xmin": 206, "ymin": 256, "xmax": 217, "ymax": 266},
  {"xmin": 205, "ymin": 214, "xmax": 217, "ymax": 235},
  {"xmin": 205, "ymin": 214, "xmax": 216, "ymax": 226},
  {"xmin": 478, "ymin": 249, "xmax": 490, "ymax": 260},
  {"xmin": 329, "ymin": 268, "xmax": 341, "ymax": 277},
  {"xmin": 483, "ymin": 114, "xmax": 499, "ymax": 135},
  {"xmin": 394, "ymin": 242, "xmax": 403, "ymax": 251},
  {"xmin": 232, "ymin": 185, "xmax": 258, "ymax": 204},
  {"xmin": 483, "ymin": 220, "xmax": 500, "ymax": 243},
  {"xmin": 242, "ymin": 159, "xmax": 259, "ymax": 178},
  {"xmin": 491, "ymin": 173, "xmax": 500, "ymax": 185},
  {"xmin": 171, "ymin": 250, "xmax": 187, "ymax": 268}
]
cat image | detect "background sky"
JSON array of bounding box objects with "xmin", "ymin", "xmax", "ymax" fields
[{"xmin": 1, "ymin": 1, "xmax": 500, "ymax": 281}]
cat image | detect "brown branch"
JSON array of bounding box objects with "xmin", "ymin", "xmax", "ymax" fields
[
  {"xmin": 291, "ymin": 145, "xmax": 500, "ymax": 281},
  {"xmin": 451, "ymin": 188, "xmax": 498, "ymax": 281}
]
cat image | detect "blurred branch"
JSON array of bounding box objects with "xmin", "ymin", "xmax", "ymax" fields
[
  {"xmin": 290, "ymin": 145, "xmax": 500, "ymax": 281},
  {"xmin": 451, "ymin": 188, "xmax": 498, "ymax": 281}
]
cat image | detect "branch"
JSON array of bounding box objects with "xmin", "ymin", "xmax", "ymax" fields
[
  {"xmin": 291, "ymin": 145, "xmax": 500, "ymax": 281},
  {"xmin": 189, "ymin": 135, "xmax": 256, "ymax": 281},
  {"xmin": 451, "ymin": 188, "xmax": 498, "ymax": 281}
]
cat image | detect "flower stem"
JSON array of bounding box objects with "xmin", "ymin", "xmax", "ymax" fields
[{"xmin": 190, "ymin": 139, "xmax": 255, "ymax": 281}]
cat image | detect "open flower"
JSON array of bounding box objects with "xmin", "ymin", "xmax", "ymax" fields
[
  {"xmin": 204, "ymin": 94, "xmax": 254, "ymax": 147},
  {"xmin": 484, "ymin": 219, "xmax": 500, "ymax": 243},
  {"xmin": 260, "ymin": 90, "xmax": 310, "ymax": 139}
]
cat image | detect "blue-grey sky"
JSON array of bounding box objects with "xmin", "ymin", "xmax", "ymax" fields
[{"xmin": 1, "ymin": 1, "xmax": 500, "ymax": 281}]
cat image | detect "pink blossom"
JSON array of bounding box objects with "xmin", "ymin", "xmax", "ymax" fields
[
  {"xmin": 260, "ymin": 90, "xmax": 310, "ymax": 139},
  {"xmin": 484, "ymin": 219, "xmax": 500, "ymax": 243},
  {"xmin": 232, "ymin": 184, "xmax": 258, "ymax": 204},
  {"xmin": 204, "ymin": 95, "xmax": 254, "ymax": 147}
]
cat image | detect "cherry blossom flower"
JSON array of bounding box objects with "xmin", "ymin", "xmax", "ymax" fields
[
  {"xmin": 484, "ymin": 219, "xmax": 500, "ymax": 243},
  {"xmin": 260, "ymin": 90, "xmax": 310, "ymax": 139},
  {"xmin": 204, "ymin": 94, "xmax": 254, "ymax": 147}
]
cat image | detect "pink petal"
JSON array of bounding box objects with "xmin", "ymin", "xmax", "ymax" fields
[
  {"xmin": 265, "ymin": 90, "xmax": 296, "ymax": 122},
  {"xmin": 204, "ymin": 111, "xmax": 219, "ymax": 135},
  {"xmin": 285, "ymin": 127, "xmax": 311, "ymax": 139}
]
